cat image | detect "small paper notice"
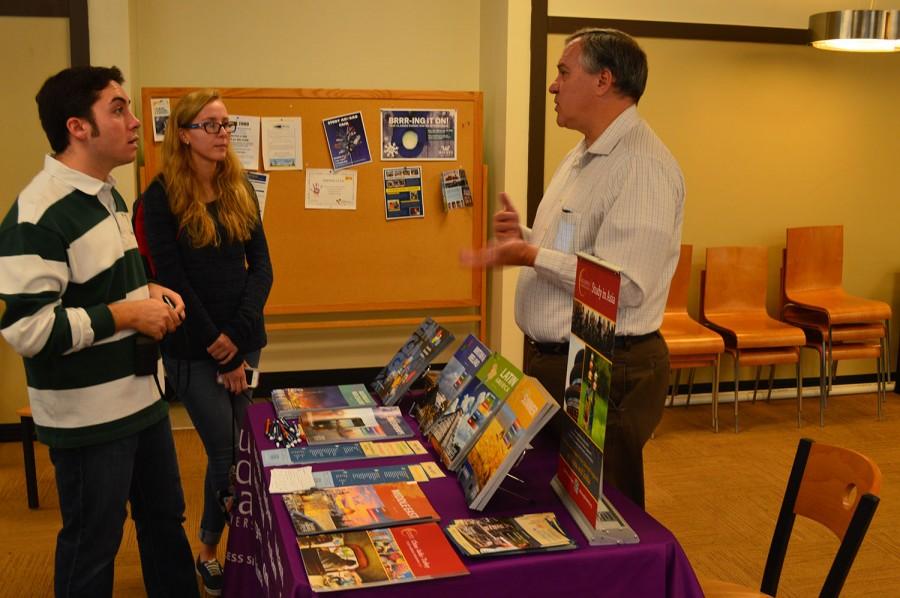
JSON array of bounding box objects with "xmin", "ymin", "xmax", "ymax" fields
[
  {"xmin": 268, "ymin": 466, "xmax": 314, "ymax": 494},
  {"xmin": 407, "ymin": 440, "xmax": 429, "ymax": 455},
  {"xmin": 420, "ymin": 461, "xmax": 446, "ymax": 479}
]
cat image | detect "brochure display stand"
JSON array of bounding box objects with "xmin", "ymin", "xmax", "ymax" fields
[{"xmin": 551, "ymin": 253, "xmax": 639, "ymax": 545}]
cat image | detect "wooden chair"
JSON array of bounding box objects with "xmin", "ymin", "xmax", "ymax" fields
[
  {"xmin": 781, "ymin": 291, "xmax": 887, "ymax": 425},
  {"xmin": 783, "ymin": 225, "xmax": 892, "ymax": 395},
  {"xmin": 659, "ymin": 245, "xmax": 726, "ymax": 431},
  {"xmin": 16, "ymin": 406, "xmax": 39, "ymax": 509},
  {"xmin": 702, "ymin": 437, "xmax": 882, "ymax": 598},
  {"xmin": 701, "ymin": 247, "xmax": 806, "ymax": 432}
]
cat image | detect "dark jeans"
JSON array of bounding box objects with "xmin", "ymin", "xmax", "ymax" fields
[
  {"xmin": 164, "ymin": 351, "xmax": 258, "ymax": 547},
  {"xmin": 524, "ymin": 333, "xmax": 670, "ymax": 509},
  {"xmin": 50, "ymin": 414, "xmax": 198, "ymax": 598}
]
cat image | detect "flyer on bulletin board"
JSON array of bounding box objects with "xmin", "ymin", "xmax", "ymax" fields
[
  {"xmin": 381, "ymin": 109, "xmax": 456, "ymax": 161},
  {"xmin": 322, "ymin": 111, "xmax": 372, "ymax": 170},
  {"xmin": 305, "ymin": 168, "xmax": 357, "ymax": 210},
  {"xmin": 150, "ymin": 98, "xmax": 170, "ymax": 142},
  {"xmin": 383, "ymin": 166, "xmax": 424, "ymax": 220},
  {"xmin": 261, "ymin": 117, "xmax": 302, "ymax": 171},
  {"xmin": 230, "ymin": 115, "xmax": 261, "ymax": 170}
]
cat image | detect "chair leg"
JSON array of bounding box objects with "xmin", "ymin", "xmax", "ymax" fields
[
  {"xmin": 713, "ymin": 355, "xmax": 721, "ymax": 433},
  {"xmin": 752, "ymin": 365, "xmax": 761, "ymax": 403},
  {"xmin": 877, "ymin": 341, "xmax": 885, "ymax": 420},
  {"xmin": 685, "ymin": 368, "xmax": 696, "ymax": 407},
  {"xmin": 796, "ymin": 360, "xmax": 802, "ymax": 428},
  {"xmin": 766, "ymin": 364, "xmax": 776, "ymax": 402},
  {"xmin": 20, "ymin": 414, "xmax": 39, "ymax": 509},
  {"xmin": 670, "ymin": 369, "xmax": 682, "ymax": 407},
  {"xmin": 831, "ymin": 359, "xmax": 839, "ymax": 395},
  {"xmin": 826, "ymin": 325, "xmax": 834, "ymax": 401},
  {"xmin": 818, "ymin": 342, "xmax": 827, "ymax": 427},
  {"xmin": 734, "ymin": 353, "xmax": 741, "ymax": 433},
  {"xmin": 885, "ymin": 318, "xmax": 892, "ymax": 386}
]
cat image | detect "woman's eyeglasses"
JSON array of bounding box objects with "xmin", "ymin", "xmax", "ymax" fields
[{"xmin": 181, "ymin": 120, "xmax": 238, "ymax": 134}]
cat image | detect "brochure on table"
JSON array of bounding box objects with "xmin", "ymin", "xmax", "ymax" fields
[
  {"xmin": 283, "ymin": 482, "xmax": 439, "ymax": 536},
  {"xmin": 298, "ymin": 522, "xmax": 468, "ymax": 592},
  {"xmin": 371, "ymin": 318, "xmax": 455, "ymax": 406},
  {"xmin": 271, "ymin": 384, "xmax": 376, "ymax": 419},
  {"xmin": 297, "ymin": 406, "xmax": 414, "ymax": 444},
  {"xmin": 457, "ymin": 375, "xmax": 558, "ymax": 511},
  {"xmin": 414, "ymin": 334, "xmax": 490, "ymax": 436},
  {"xmin": 550, "ymin": 253, "xmax": 639, "ymax": 545},
  {"xmin": 445, "ymin": 512, "xmax": 576, "ymax": 558},
  {"xmin": 429, "ymin": 353, "xmax": 523, "ymax": 471}
]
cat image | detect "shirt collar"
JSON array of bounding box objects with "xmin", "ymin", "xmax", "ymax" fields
[
  {"xmin": 585, "ymin": 104, "xmax": 639, "ymax": 157},
  {"xmin": 44, "ymin": 154, "xmax": 116, "ymax": 196}
]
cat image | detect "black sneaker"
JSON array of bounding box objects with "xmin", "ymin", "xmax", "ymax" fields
[{"xmin": 196, "ymin": 556, "xmax": 223, "ymax": 596}]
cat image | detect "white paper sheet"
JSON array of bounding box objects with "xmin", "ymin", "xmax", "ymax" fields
[
  {"xmin": 268, "ymin": 466, "xmax": 315, "ymax": 494},
  {"xmin": 230, "ymin": 114, "xmax": 261, "ymax": 170},
  {"xmin": 305, "ymin": 168, "xmax": 357, "ymax": 210},
  {"xmin": 247, "ymin": 171, "xmax": 269, "ymax": 217},
  {"xmin": 261, "ymin": 116, "xmax": 302, "ymax": 171}
]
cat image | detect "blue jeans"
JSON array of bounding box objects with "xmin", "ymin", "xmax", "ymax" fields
[
  {"xmin": 50, "ymin": 414, "xmax": 197, "ymax": 598},
  {"xmin": 164, "ymin": 351, "xmax": 258, "ymax": 547}
]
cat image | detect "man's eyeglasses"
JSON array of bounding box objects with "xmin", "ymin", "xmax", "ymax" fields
[{"xmin": 181, "ymin": 120, "xmax": 238, "ymax": 134}]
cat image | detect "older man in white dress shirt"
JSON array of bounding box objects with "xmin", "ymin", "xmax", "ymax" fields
[{"xmin": 465, "ymin": 28, "xmax": 684, "ymax": 509}]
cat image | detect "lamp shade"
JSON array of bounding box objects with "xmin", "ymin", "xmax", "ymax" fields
[{"xmin": 809, "ymin": 9, "xmax": 900, "ymax": 52}]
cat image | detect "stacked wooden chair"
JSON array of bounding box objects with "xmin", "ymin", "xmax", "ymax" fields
[{"xmin": 781, "ymin": 225, "xmax": 890, "ymax": 425}]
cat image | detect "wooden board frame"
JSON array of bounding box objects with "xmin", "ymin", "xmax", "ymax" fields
[{"xmin": 140, "ymin": 88, "xmax": 486, "ymax": 338}]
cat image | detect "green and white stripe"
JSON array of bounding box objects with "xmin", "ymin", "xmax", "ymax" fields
[{"xmin": 0, "ymin": 156, "xmax": 164, "ymax": 448}]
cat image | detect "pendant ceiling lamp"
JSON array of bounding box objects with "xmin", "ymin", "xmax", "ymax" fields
[{"xmin": 809, "ymin": 7, "xmax": 899, "ymax": 52}]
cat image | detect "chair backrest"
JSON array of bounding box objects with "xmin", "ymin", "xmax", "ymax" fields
[
  {"xmin": 664, "ymin": 244, "xmax": 692, "ymax": 313},
  {"xmin": 784, "ymin": 225, "xmax": 844, "ymax": 296},
  {"xmin": 761, "ymin": 438, "xmax": 882, "ymax": 598},
  {"xmin": 703, "ymin": 246, "xmax": 769, "ymax": 316}
]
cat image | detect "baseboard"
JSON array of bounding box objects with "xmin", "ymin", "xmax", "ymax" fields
[{"xmin": 667, "ymin": 373, "xmax": 895, "ymax": 407}]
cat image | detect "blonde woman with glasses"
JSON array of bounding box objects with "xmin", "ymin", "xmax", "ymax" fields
[{"xmin": 142, "ymin": 90, "xmax": 273, "ymax": 596}]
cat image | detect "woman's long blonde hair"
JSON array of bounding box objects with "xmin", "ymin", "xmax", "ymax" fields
[{"xmin": 161, "ymin": 90, "xmax": 258, "ymax": 247}]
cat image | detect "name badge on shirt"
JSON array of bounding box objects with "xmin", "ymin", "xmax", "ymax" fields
[{"xmin": 553, "ymin": 208, "xmax": 578, "ymax": 254}]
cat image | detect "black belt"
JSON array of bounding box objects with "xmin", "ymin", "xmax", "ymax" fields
[
  {"xmin": 614, "ymin": 330, "xmax": 661, "ymax": 349},
  {"xmin": 527, "ymin": 331, "xmax": 660, "ymax": 355},
  {"xmin": 525, "ymin": 337, "xmax": 569, "ymax": 355}
]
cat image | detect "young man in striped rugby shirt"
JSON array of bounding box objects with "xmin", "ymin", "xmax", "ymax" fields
[{"xmin": 0, "ymin": 66, "xmax": 198, "ymax": 597}]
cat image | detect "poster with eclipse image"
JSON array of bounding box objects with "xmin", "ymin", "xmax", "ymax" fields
[{"xmin": 380, "ymin": 109, "xmax": 456, "ymax": 160}]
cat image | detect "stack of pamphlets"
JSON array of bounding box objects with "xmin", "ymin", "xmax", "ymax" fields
[
  {"xmin": 445, "ymin": 512, "xmax": 576, "ymax": 557},
  {"xmin": 429, "ymin": 353, "xmax": 523, "ymax": 471},
  {"xmin": 298, "ymin": 522, "xmax": 468, "ymax": 592},
  {"xmin": 440, "ymin": 168, "xmax": 474, "ymax": 210},
  {"xmin": 413, "ymin": 334, "xmax": 490, "ymax": 435},
  {"xmin": 457, "ymin": 376, "xmax": 559, "ymax": 510},
  {"xmin": 297, "ymin": 406, "xmax": 414, "ymax": 444},
  {"xmin": 271, "ymin": 384, "xmax": 376, "ymax": 419},
  {"xmin": 371, "ymin": 318, "xmax": 455, "ymax": 406},
  {"xmin": 283, "ymin": 482, "xmax": 439, "ymax": 536}
]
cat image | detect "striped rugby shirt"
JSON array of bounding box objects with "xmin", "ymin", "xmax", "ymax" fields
[
  {"xmin": 515, "ymin": 105, "xmax": 685, "ymax": 342},
  {"xmin": 0, "ymin": 155, "xmax": 165, "ymax": 448}
]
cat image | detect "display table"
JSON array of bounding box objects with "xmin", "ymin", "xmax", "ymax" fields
[{"xmin": 223, "ymin": 402, "xmax": 702, "ymax": 597}]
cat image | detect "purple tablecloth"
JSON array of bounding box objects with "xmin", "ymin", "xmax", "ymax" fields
[{"xmin": 223, "ymin": 402, "xmax": 702, "ymax": 597}]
